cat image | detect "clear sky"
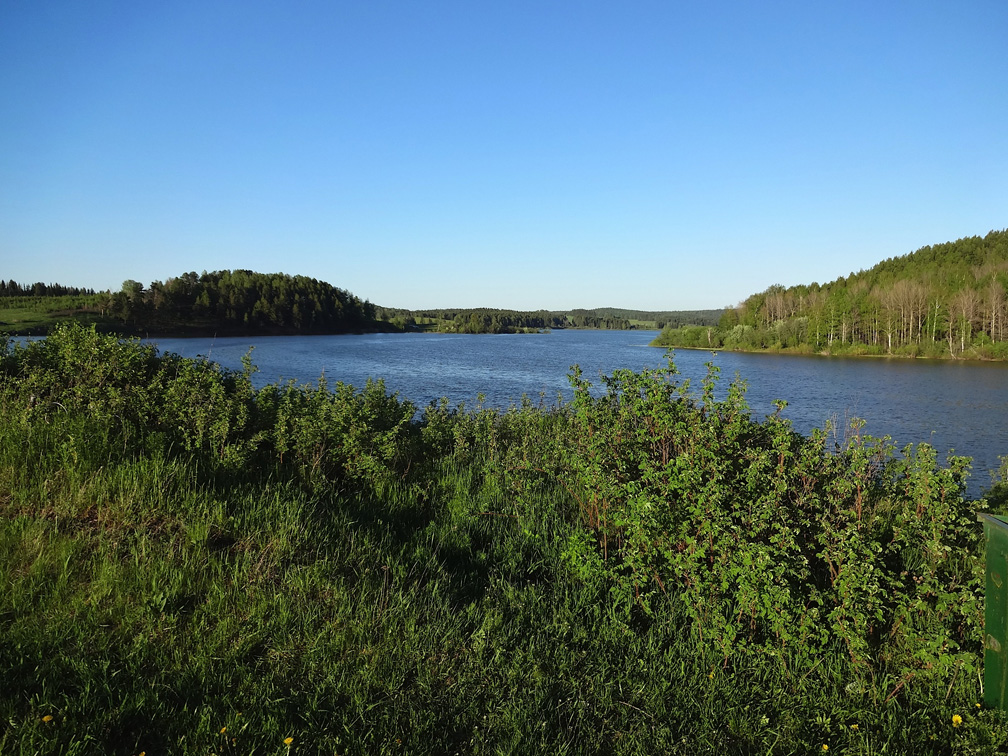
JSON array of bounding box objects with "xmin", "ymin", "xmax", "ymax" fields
[{"xmin": 1, "ymin": 1, "xmax": 1006, "ymax": 311}]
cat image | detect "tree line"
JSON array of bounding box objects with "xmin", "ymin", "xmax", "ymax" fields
[
  {"xmin": 0, "ymin": 280, "xmax": 96, "ymax": 298},
  {"xmin": 375, "ymin": 306, "xmax": 572, "ymax": 333},
  {"xmin": 656, "ymin": 229, "xmax": 1008, "ymax": 359},
  {"xmin": 373, "ymin": 306, "xmax": 723, "ymax": 333},
  {"xmin": 108, "ymin": 270, "xmax": 379, "ymax": 334},
  {"xmin": 5, "ymin": 272, "xmax": 713, "ymax": 336},
  {"xmin": 572, "ymin": 307, "xmax": 723, "ymax": 328}
]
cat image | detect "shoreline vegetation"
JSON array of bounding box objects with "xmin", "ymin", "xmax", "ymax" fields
[
  {"xmin": 651, "ymin": 339, "xmax": 1008, "ymax": 365},
  {"xmin": 2, "ymin": 324, "xmax": 1008, "ymax": 753},
  {"xmin": 653, "ymin": 230, "xmax": 1008, "ymax": 362}
]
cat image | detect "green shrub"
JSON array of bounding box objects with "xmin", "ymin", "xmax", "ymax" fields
[
  {"xmin": 270, "ymin": 376, "xmax": 417, "ymax": 491},
  {"xmin": 556, "ymin": 355, "xmax": 984, "ymax": 691}
]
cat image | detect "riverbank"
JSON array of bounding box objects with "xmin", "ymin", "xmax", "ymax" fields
[
  {"xmin": 651, "ymin": 339, "xmax": 1008, "ymax": 364},
  {"xmin": 651, "ymin": 331, "xmax": 1008, "ymax": 363},
  {"xmin": 2, "ymin": 325, "xmax": 1006, "ymax": 754}
]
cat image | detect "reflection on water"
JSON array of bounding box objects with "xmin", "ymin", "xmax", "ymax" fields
[{"xmin": 149, "ymin": 330, "xmax": 1008, "ymax": 498}]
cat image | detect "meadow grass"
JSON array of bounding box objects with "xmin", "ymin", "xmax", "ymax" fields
[
  {"xmin": 0, "ymin": 296, "xmax": 112, "ymax": 335},
  {"xmin": 1, "ymin": 325, "xmax": 1006, "ymax": 754}
]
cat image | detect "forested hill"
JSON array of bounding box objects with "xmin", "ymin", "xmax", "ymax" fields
[
  {"xmin": 109, "ymin": 270, "xmax": 381, "ymax": 334},
  {"xmin": 654, "ymin": 229, "xmax": 1008, "ymax": 359}
]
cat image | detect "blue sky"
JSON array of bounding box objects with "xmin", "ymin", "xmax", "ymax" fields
[{"xmin": 2, "ymin": 1, "xmax": 1006, "ymax": 310}]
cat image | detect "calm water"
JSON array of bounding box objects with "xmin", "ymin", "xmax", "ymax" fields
[{"xmin": 149, "ymin": 329, "xmax": 1008, "ymax": 497}]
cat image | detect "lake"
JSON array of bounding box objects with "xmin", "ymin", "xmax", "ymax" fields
[{"xmin": 148, "ymin": 329, "xmax": 1008, "ymax": 498}]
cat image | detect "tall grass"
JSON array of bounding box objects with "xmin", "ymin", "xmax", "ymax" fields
[{"xmin": 1, "ymin": 325, "xmax": 1005, "ymax": 754}]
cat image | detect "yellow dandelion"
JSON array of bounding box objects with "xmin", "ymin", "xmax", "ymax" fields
[
  {"xmin": 976, "ymin": 702, "xmax": 982, "ymax": 709},
  {"xmin": 821, "ymin": 745, "xmax": 829, "ymax": 752},
  {"xmin": 707, "ymin": 672, "xmax": 714, "ymax": 679},
  {"xmin": 952, "ymin": 714, "xmax": 963, "ymax": 728},
  {"xmin": 850, "ymin": 724, "xmax": 858, "ymax": 731},
  {"xmin": 220, "ymin": 726, "xmax": 227, "ymax": 734},
  {"xmin": 284, "ymin": 737, "xmax": 294, "ymax": 745},
  {"xmin": 41, "ymin": 714, "xmax": 54, "ymax": 723}
]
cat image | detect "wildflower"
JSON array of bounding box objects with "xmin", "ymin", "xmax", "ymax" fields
[
  {"xmin": 849, "ymin": 724, "xmax": 858, "ymax": 731},
  {"xmin": 952, "ymin": 714, "xmax": 963, "ymax": 728},
  {"xmin": 285, "ymin": 737, "xmax": 294, "ymax": 745},
  {"xmin": 220, "ymin": 726, "xmax": 227, "ymax": 734},
  {"xmin": 707, "ymin": 672, "xmax": 714, "ymax": 679},
  {"xmin": 41, "ymin": 715, "xmax": 53, "ymax": 723},
  {"xmin": 821, "ymin": 745, "xmax": 828, "ymax": 752},
  {"xmin": 976, "ymin": 702, "xmax": 982, "ymax": 709}
]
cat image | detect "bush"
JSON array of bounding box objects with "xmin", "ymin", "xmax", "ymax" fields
[{"xmin": 556, "ymin": 356, "xmax": 984, "ymax": 690}]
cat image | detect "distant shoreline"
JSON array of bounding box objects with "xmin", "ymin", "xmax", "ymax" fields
[{"xmin": 649, "ymin": 340, "xmax": 1007, "ymax": 364}]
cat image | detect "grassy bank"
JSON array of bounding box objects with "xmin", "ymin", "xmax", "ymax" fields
[
  {"xmin": 1, "ymin": 326, "xmax": 1005, "ymax": 754},
  {"xmin": 0, "ymin": 295, "xmax": 114, "ymax": 335}
]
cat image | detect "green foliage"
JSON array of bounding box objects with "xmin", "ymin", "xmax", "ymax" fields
[
  {"xmin": 2, "ymin": 324, "xmax": 160, "ymax": 430},
  {"xmin": 0, "ymin": 325, "xmax": 1004, "ymax": 754},
  {"xmin": 558, "ymin": 354, "xmax": 984, "ymax": 690},
  {"xmin": 270, "ymin": 376, "xmax": 417, "ymax": 490},
  {"xmin": 154, "ymin": 350, "xmax": 265, "ymax": 466},
  {"xmin": 984, "ymin": 455, "xmax": 1008, "ymax": 513},
  {"xmin": 107, "ymin": 269, "xmax": 379, "ymax": 335}
]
